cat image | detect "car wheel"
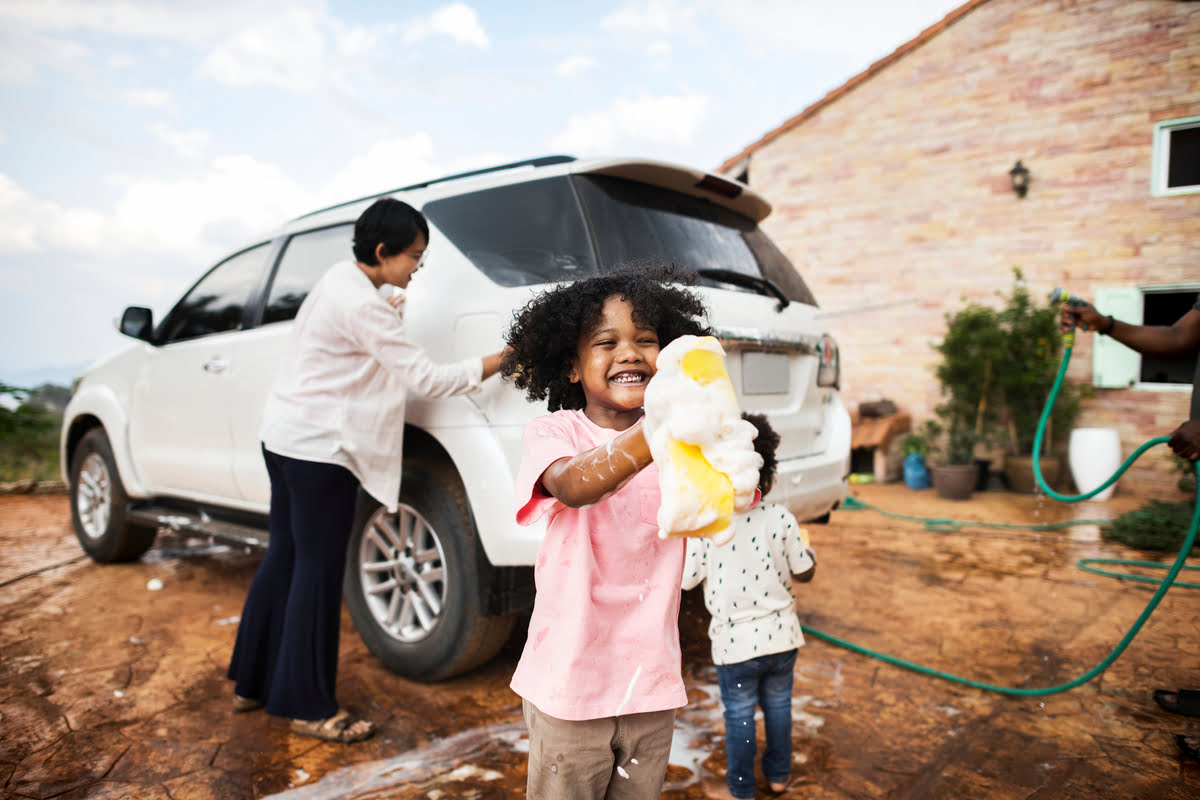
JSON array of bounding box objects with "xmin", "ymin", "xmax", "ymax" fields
[
  {"xmin": 69, "ymin": 428, "xmax": 157, "ymax": 562},
  {"xmin": 344, "ymin": 458, "xmax": 515, "ymax": 681}
]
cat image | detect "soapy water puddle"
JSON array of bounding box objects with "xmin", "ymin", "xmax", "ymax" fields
[
  {"xmin": 260, "ymin": 721, "xmax": 528, "ymax": 799},
  {"xmin": 259, "ymin": 683, "xmax": 826, "ymax": 799},
  {"xmin": 141, "ymin": 531, "xmax": 237, "ymax": 561}
]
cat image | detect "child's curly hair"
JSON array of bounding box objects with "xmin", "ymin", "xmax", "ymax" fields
[
  {"xmin": 502, "ymin": 263, "xmax": 711, "ymax": 411},
  {"xmin": 743, "ymin": 412, "xmax": 780, "ymax": 496}
]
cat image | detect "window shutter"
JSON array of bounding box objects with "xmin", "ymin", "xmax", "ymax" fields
[{"xmin": 1091, "ymin": 287, "xmax": 1142, "ymax": 388}]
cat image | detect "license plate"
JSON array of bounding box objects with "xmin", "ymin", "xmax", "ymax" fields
[{"xmin": 741, "ymin": 351, "xmax": 789, "ymax": 396}]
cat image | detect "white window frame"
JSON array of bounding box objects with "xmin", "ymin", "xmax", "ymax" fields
[
  {"xmin": 1151, "ymin": 115, "xmax": 1200, "ymax": 197},
  {"xmin": 1092, "ymin": 284, "xmax": 1199, "ymax": 390}
]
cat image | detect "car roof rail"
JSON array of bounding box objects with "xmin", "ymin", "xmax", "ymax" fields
[{"xmin": 292, "ymin": 155, "xmax": 578, "ymax": 221}]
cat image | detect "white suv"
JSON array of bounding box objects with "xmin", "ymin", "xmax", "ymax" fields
[{"xmin": 61, "ymin": 155, "xmax": 850, "ymax": 681}]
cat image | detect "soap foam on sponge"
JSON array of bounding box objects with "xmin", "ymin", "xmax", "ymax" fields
[{"xmin": 643, "ymin": 335, "xmax": 762, "ymax": 546}]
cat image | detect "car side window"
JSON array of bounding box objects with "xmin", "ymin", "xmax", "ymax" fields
[
  {"xmin": 158, "ymin": 244, "xmax": 271, "ymax": 344},
  {"xmin": 423, "ymin": 176, "xmax": 597, "ymax": 286},
  {"xmin": 263, "ymin": 224, "xmax": 354, "ymax": 324}
]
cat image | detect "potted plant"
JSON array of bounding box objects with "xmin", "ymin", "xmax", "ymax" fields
[
  {"xmin": 994, "ymin": 269, "xmax": 1082, "ymax": 493},
  {"xmin": 929, "ymin": 303, "xmax": 1006, "ymax": 500}
]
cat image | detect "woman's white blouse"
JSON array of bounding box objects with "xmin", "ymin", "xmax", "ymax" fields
[{"xmin": 260, "ymin": 260, "xmax": 483, "ymax": 510}]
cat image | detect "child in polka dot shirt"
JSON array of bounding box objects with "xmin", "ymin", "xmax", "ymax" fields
[{"xmin": 682, "ymin": 412, "xmax": 816, "ymax": 799}]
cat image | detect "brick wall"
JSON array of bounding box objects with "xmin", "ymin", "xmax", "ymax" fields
[{"xmin": 739, "ymin": 0, "xmax": 1199, "ymax": 497}]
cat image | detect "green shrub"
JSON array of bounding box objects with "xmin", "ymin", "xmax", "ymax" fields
[
  {"xmin": 0, "ymin": 383, "xmax": 62, "ymax": 482},
  {"xmin": 1102, "ymin": 499, "xmax": 1197, "ymax": 552},
  {"xmin": 932, "ymin": 304, "xmax": 1005, "ymax": 465}
]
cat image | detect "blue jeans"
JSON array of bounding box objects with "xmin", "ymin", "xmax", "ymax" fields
[{"xmin": 715, "ymin": 649, "xmax": 797, "ymax": 799}]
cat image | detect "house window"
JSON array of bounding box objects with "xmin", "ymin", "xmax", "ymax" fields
[
  {"xmin": 1139, "ymin": 289, "xmax": 1199, "ymax": 385},
  {"xmin": 1092, "ymin": 286, "xmax": 1199, "ymax": 389},
  {"xmin": 1152, "ymin": 116, "xmax": 1200, "ymax": 197}
]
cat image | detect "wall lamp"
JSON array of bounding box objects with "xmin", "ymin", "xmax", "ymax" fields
[{"xmin": 1009, "ymin": 160, "xmax": 1030, "ymax": 198}]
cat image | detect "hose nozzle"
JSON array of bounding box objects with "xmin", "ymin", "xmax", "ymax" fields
[
  {"xmin": 1049, "ymin": 287, "xmax": 1087, "ymax": 307},
  {"xmin": 1050, "ymin": 287, "xmax": 1090, "ymax": 334}
]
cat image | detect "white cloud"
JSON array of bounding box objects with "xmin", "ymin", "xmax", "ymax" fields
[
  {"xmin": 124, "ymin": 87, "xmax": 172, "ymax": 107},
  {"xmin": 149, "ymin": 122, "xmax": 210, "ymax": 159},
  {"xmin": 647, "ymin": 41, "xmax": 671, "ymax": 59},
  {"xmin": 601, "ymin": 0, "xmax": 697, "ymax": 37},
  {"xmin": 0, "ymin": 30, "xmax": 87, "ymax": 83},
  {"xmin": 0, "ymin": 0, "xmax": 329, "ymax": 82},
  {"xmin": 0, "ymin": 174, "xmax": 54, "ymax": 251},
  {"xmin": 0, "ymin": 0, "xmax": 322, "ymax": 44},
  {"xmin": 333, "ymin": 22, "xmax": 393, "ymax": 57},
  {"xmin": 404, "ymin": 3, "xmax": 489, "ymax": 49},
  {"xmin": 598, "ymin": 0, "xmax": 964, "ymax": 63},
  {"xmin": 0, "ymin": 157, "xmax": 311, "ymax": 263},
  {"xmin": 319, "ymin": 135, "xmax": 441, "ymax": 207},
  {"xmin": 555, "ymin": 55, "xmax": 597, "ymax": 78},
  {"xmin": 200, "ymin": 8, "xmax": 331, "ymax": 92},
  {"xmin": 704, "ymin": 0, "xmax": 965, "ymax": 60},
  {"xmin": 105, "ymin": 155, "xmax": 310, "ymax": 254},
  {"xmin": 550, "ymin": 91, "xmax": 710, "ymax": 154},
  {"xmin": 0, "ymin": 137, "xmax": 511, "ymax": 271}
]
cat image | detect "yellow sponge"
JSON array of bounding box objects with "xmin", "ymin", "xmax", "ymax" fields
[
  {"xmin": 643, "ymin": 335, "xmax": 762, "ymax": 545},
  {"xmin": 663, "ymin": 438, "xmax": 735, "ymax": 539}
]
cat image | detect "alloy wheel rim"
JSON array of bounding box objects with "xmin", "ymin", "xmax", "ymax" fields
[
  {"xmin": 76, "ymin": 452, "xmax": 112, "ymax": 540},
  {"xmin": 358, "ymin": 504, "xmax": 448, "ymax": 643}
]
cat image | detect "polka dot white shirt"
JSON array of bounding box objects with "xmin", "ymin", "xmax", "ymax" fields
[{"xmin": 682, "ymin": 501, "xmax": 816, "ymax": 665}]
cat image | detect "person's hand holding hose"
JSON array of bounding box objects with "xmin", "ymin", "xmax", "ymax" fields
[
  {"xmin": 1169, "ymin": 419, "xmax": 1200, "ymax": 462},
  {"xmin": 1060, "ymin": 299, "xmax": 1113, "ymax": 336}
]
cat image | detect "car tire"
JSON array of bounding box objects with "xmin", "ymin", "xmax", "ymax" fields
[
  {"xmin": 344, "ymin": 457, "xmax": 515, "ymax": 681},
  {"xmin": 69, "ymin": 428, "xmax": 157, "ymax": 562}
]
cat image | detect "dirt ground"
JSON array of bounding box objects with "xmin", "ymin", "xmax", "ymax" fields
[{"xmin": 3, "ymin": 483, "xmax": 1200, "ymax": 800}]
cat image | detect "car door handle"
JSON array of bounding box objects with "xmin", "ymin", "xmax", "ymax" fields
[{"xmin": 203, "ymin": 357, "xmax": 230, "ymax": 374}]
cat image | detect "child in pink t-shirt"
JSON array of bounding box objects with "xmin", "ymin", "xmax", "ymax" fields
[{"xmin": 501, "ymin": 266, "xmax": 711, "ymax": 799}]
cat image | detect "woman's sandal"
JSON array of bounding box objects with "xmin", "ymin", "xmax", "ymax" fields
[
  {"xmin": 232, "ymin": 694, "xmax": 264, "ymax": 713},
  {"xmin": 1176, "ymin": 734, "xmax": 1200, "ymax": 763},
  {"xmin": 290, "ymin": 709, "xmax": 376, "ymax": 743},
  {"xmin": 1154, "ymin": 688, "xmax": 1200, "ymax": 718}
]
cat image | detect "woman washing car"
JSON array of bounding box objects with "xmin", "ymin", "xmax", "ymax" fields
[{"xmin": 226, "ymin": 197, "xmax": 506, "ymax": 742}]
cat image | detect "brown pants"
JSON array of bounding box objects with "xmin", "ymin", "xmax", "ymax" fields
[{"xmin": 523, "ymin": 699, "xmax": 677, "ymax": 800}]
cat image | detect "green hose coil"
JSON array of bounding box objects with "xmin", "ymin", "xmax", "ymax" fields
[{"xmin": 805, "ymin": 344, "xmax": 1200, "ymax": 696}]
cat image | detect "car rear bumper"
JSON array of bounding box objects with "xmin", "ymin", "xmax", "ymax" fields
[{"xmin": 771, "ymin": 406, "xmax": 851, "ymax": 522}]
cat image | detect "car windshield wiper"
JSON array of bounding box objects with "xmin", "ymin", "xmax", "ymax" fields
[{"xmin": 695, "ymin": 269, "xmax": 789, "ymax": 312}]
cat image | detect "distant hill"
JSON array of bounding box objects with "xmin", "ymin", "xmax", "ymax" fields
[{"xmin": 2, "ymin": 363, "xmax": 90, "ymax": 391}]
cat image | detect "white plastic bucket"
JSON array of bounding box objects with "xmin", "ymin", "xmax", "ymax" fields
[{"xmin": 1068, "ymin": 427, "xmax": 1121, "ymax": 500}]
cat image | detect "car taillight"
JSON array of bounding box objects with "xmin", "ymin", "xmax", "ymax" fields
[
  {"xmin": 694, "ymin": 174, "xmax": 743, "ymax": 199},
  {"xmin": 816, "ymin": 334, "xmax": 839, "ymax": 388}
]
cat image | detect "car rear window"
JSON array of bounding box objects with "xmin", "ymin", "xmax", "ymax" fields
[
  {"xmin": 423, "ymin": 176, "xmax": 598, "ymax": 287},
  {"xmin": 576, "ymin": 175, "xmax": 817, "ymax": 306},
  {"xmin": 425, "ymin": 172, "xmax": 816, "ymax": 306}
]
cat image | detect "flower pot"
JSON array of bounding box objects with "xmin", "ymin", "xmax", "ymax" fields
[
  {"xmin": 930, "ymin": 463, "xmax": 978, "ymax": 500},
  {"xmin": 903, "ymin": 452, "xmax": 931, "ymax": 489},
  {"xmin": 1003, "ymin": 454, "xmax": 1063, "ymax": 494},
  {"xmin": 1068, "ymin": 427, "xmax": 1121, "ymax": 500}
]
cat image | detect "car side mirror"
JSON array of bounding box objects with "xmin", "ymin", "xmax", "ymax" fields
[{"xmin": 118, "ymin": 306, "xmax": 154, "ymax": 341}]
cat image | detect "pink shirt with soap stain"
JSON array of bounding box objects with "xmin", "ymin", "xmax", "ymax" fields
[{"xmin": 509, "ymin": 409, "xmax": 688, "ymax": 721}]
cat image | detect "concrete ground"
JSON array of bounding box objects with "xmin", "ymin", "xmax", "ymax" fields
[{"xmin": 2, "ymin": 481, "xmax": 1200, "ymax": 799}]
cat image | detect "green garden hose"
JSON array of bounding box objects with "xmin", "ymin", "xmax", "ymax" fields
[{"xmin": 803, "ymin": 342, "xmax": 1200, "ymax": 696}]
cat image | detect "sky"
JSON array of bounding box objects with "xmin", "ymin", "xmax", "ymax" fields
[{"xmin": 0, "ymin": 0, "xmax": 966, "ymax": 388}]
